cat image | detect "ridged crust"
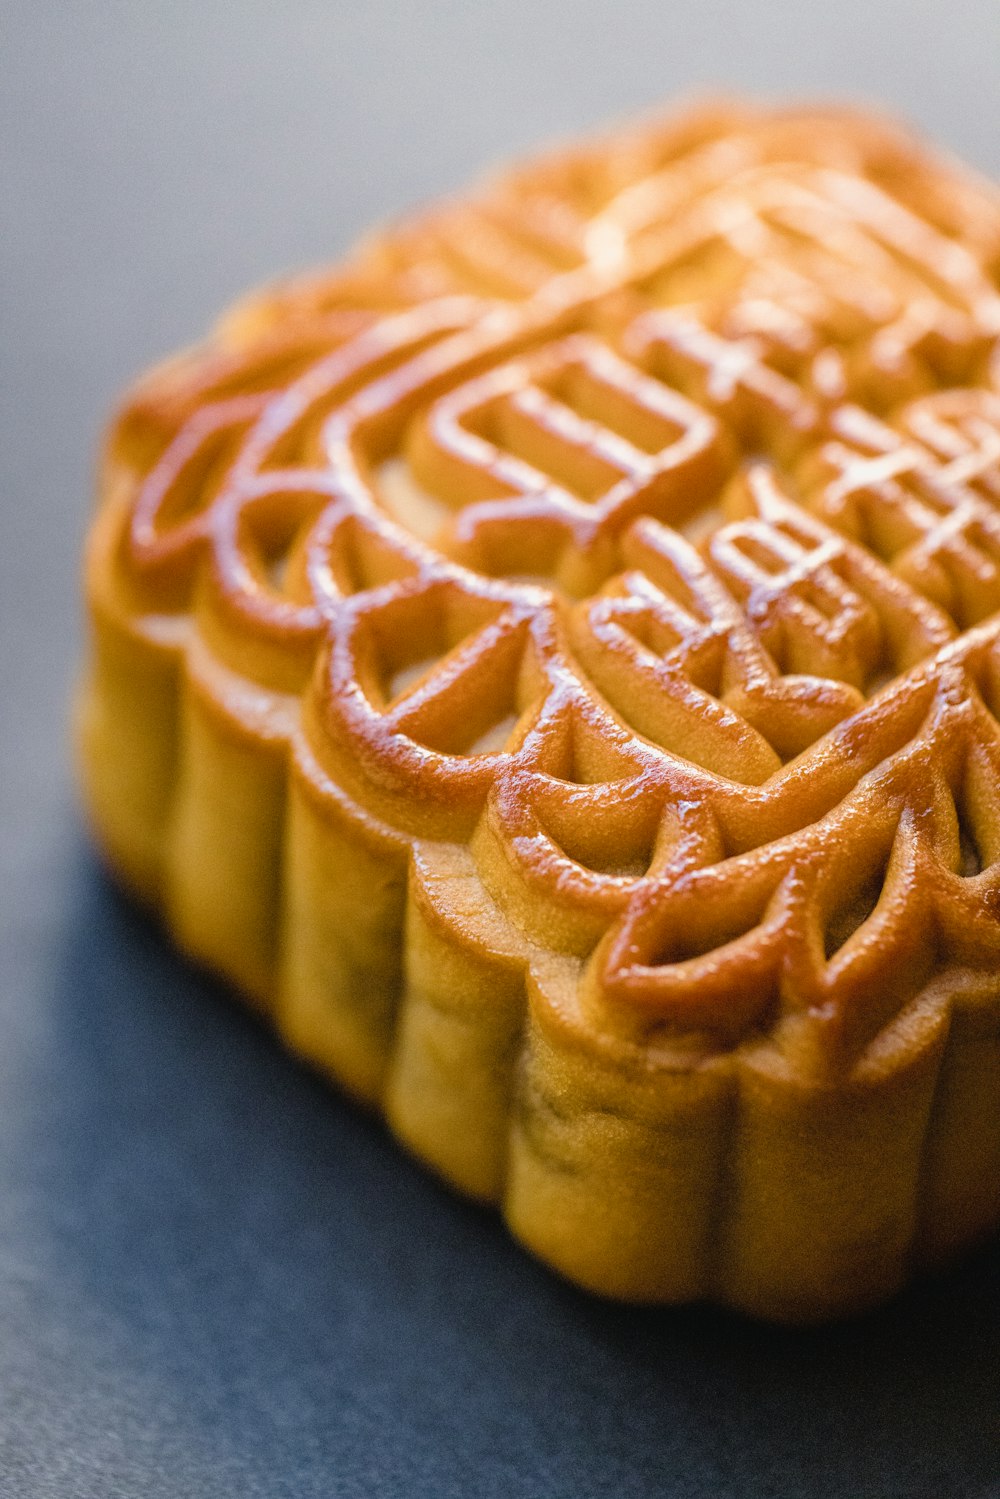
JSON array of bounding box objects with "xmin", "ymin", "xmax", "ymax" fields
[{"xmin": 78, "ymin": 99, "xmax": 1000, "ymax": 1320}]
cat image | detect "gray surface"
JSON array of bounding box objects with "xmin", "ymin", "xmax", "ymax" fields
[{"xmin": 3, "ymin": 3, "xmax": 1000, "ymax": 1495}]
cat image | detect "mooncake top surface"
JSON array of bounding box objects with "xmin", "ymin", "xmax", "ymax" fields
[{"xmin": 103, "ymin": 100, "xmax": 1000, "ymax": 1073}]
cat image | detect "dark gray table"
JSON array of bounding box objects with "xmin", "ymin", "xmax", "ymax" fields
[{"xmin": 3, "ymin": 4, "xmax": 1000, "ymax": 1494}]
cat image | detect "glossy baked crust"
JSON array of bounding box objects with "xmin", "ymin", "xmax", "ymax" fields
[{"xmin": 78, "ymin": 99, "xmax": 1000, "ymax": 1320}]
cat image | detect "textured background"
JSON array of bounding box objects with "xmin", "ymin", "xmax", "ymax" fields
[{"xmin": 3, "ymin": 3, "xmax": 1000, "ymax": 1495}]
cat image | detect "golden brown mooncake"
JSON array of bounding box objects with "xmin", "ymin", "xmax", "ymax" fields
[{"xmin": 78, "ymin": 98, "xmax": 1000, "ymax": 1322}]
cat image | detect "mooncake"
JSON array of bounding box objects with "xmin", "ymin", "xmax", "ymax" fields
[{"xmin": 78, "ymin": 99, "xmax": 1000, "ymax": 1321}]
